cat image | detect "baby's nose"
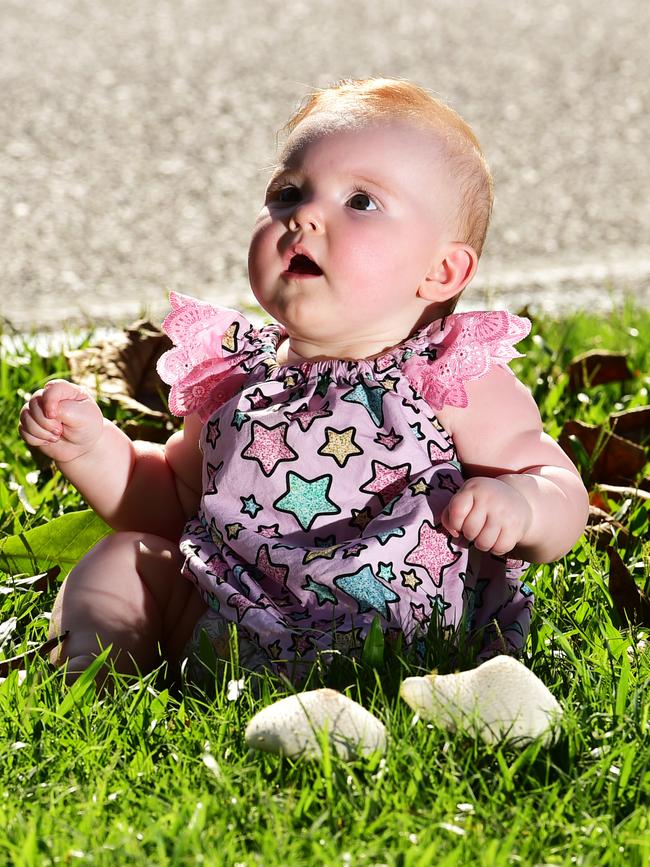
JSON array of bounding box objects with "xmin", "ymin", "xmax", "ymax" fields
[{"xmin": 288, "ymin": 200, "xmax": 324, "ymax": 233}]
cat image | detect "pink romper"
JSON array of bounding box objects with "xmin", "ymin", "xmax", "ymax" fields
[{"xmin": 158, "ymin": 292, "xmax": 534, "ymax": 677}]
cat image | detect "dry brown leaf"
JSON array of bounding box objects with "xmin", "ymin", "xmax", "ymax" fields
[
  {"xmin": 66, "ymin": 319, "xmax": 172, "ymax": 421},
  {"xmin": 608, "ymin": 547, "xmax": 650, "ymax": 627},
  {"xmin": 586, "ymin": 506, "xmax": 629, "ymax": 549},
  {"xmin": 560, "ymin": 420, "xmax": 647, "ymax": 485},
  {"xmin": 609, "ymin": 406, "xmax": 650, "ymax": 445},
  {"xmin": 0, "ymin": 631, "xmax": 68, "ymax": 677},
  {"xmin": 568, "ymin": 350, "xmax": 632, "ymax": 390}
]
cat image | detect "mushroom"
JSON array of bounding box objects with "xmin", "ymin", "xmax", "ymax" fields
[
  {"xmin": 245, "ymin": 688, "xmax": 387, "ymax": 759},
  {"xmin": 400, "ymin": 655, "xmax": 562, "ymax": 746}
]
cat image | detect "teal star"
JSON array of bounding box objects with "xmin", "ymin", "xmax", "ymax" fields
[
  {"xmin": 231, "ymin": 409, "xmax": 249, "ymax": 430},
  {"xmin": 241, "ymin": 495, "xmax": 263, "ymax": 518},
  {"xmin": 341, "ymin": 381, "xmax": 385, "ymax": 427},
  {"xmin": 274, "ymin": 471, "xmax": 340, "ymax": 531},
  {"xmin": 410, "ymin": 422, "xmax": 425, "ymax": 441},
  {"xmin": 427, "ymin": 593, "xmax": 453, "ymax": 616},
  {"xmin": 334, "ymin": 565, "xmax": 400, "ymax": 618},
  {"xmin": 377, "ymin": 562, "xmax": 395, "ymax": 582},
  {"xmin": 315, "ymin": 371, "xmax": 333, "ymax": 397},
  {"xmin": 375, "ymin": 526, "xmax": 406, "ymax": 545},
  {"xmin": 302, "ymin": 576, "xmax": 338, "ymax": 606}
]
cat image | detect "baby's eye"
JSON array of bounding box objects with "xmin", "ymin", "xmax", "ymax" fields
[
  {"xmin": 346, "ymin": 191, "xmax": 378, "ymax": 211},
  {"xmin": 275, "ymin": 186, "xmax": 301, "ymax": 204}
]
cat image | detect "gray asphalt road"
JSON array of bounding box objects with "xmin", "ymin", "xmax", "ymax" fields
[{"xmin": 2, "ymin": 0, "xmax": 649, "ymax": 331}]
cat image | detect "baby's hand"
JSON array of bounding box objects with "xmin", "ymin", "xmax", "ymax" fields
[
  {"xmin": 19, "ymin": 379, "xmax": 105, "ymax": 464},
  {"xmin": 441, "ymin": 477, "xmax": 533, "ymax": 556}
]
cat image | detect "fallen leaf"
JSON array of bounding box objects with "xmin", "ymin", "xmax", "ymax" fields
[
  {"xmin": 66, "ymin": 319, "xmax": 172, "ymax": 421},
  {"xmin": 568, "ymin": 350, "xmax": 632, "ymax": 390},
  {"xmin": 609, "ymin": 406, "xmax": 650, "ymax": 445},
  {"xmin": 608, "ymin": 547, "xmax": 650, "ymax": 627},
  {"xmin": 0, "ymin": 631, "xmax": 69, "ymax": 678},
  {"xmin": 559, "ymin": 420, "xmax": 647, "ymax": 485},
  {"xmin": 585, "ymin": 506, "xmax": 629, "ymax": 549}
]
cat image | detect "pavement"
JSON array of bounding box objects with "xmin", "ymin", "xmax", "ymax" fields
[{"xmin": 2, "ymin": 0, "xmax": 650, "ymax": 331}]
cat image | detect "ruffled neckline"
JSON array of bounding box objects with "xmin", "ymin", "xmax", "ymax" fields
[
  {"xmin": 157, "ymin": 292, "xmax": 531, "ymax": 420},
  {"xmin": 260, "ymin": 317, "xmax": 447, "ymax": 379}
]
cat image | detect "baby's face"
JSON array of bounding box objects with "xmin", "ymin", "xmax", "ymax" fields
[{"xmin": 248, "ymin": 115, "xmax": 462, "ymax": 356}]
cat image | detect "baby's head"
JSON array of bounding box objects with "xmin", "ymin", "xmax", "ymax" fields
[
  {"xmin": 283, "ymin": 79, "xmax": 493, "ymax": 262},
  {"xmin": 248, "ymin": 78, "xmax": 493, "ymax": 359}
]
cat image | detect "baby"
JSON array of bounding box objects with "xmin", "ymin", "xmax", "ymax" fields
[{"xmin": 20, "ymin": 78, "xmax": 589, "ymax": 688}]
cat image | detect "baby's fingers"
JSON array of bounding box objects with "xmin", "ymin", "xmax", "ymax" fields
[
  {"xmin": 441, "ymin": 488, "xmax": 477, "ymax": 538},
  {"xmin": 19, "ymin": 395, "xmax": 63, "ymax": 443},
  {"xmin": 472, "ymin": 519, "xmax": 504, "ymax": 553},
  {"xmin": 40, "ymin": 379, "xmax": 87, "ymax": 419}
]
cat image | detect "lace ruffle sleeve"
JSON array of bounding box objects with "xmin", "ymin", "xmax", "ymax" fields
[
  {"xmin": 157, "ymin": 291, "xmax": 258, "ymax": 422},
  {"xmin": 402, "ymin": 310, "xmax": 531, "ymax": 411}
]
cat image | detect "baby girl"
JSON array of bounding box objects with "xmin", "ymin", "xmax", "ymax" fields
[{"xmin": 19, "ymin": 78, "xmax": 589, "ymax": 690}]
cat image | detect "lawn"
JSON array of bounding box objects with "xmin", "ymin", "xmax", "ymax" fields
[{"xmin": 0, "ymin": 304, "xmax": 648, "ymax": 866}]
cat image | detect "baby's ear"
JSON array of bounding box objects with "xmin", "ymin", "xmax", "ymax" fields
[{"xmin": 417, "ymin": 242, "xmax": 478, "ymax": 303}]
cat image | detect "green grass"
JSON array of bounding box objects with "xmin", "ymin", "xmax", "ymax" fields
[{"xmin": 1, "ymin": 305, "xmax": 649, "ymax": 866}]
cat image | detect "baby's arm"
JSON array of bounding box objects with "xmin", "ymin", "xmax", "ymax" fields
[
  {"xmin": 438, "ymin": 367, "xmax": 589, "ymax": 562},
  {"xmin": 19, "ymin": 379, "xmax": 202, "ymax": 540}
]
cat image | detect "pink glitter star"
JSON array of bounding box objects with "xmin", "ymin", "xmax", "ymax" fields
[
  {"xmin": 410, "ymin": 601, "xmax": 428, "ymax": 626},
  {"xmin": 204, "ymin": 553, "xmax": 230, "ymax": 584},
  {"xmin": 255, "ymin": 544, "xmax": 289, "ymax": 588},
  {"xmin": 374, "ymin": 428, "xmax": 403, "ymax": 451},
  {"xmin": 405, "ymin": 520, "xmax": 460, "ymax": 587},
  {"xmin": 360, "ymin": 460, "xmax": 411, "ymax": 504},
  {"xmin": 285, "ymin": 401, "xmax": 332, "ymax": 432},
  {"xmin": 258, "ymin": 523, "xmax": 281, "ymax": 539},
  {"xmin": 242, "ymin": 421, "xmax": 298, "ymax": 476}
]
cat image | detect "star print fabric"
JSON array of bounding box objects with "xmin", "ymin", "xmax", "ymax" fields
[{"xmin": 158, "ymin": 292, "xmax": 534, "ymax": 677}]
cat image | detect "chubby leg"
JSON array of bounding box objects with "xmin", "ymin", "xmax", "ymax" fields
[{"xmin": 49, "ymin": 532, "xmax": 206, "ymax": 682}]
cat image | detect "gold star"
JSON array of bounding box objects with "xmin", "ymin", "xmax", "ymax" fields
[
  {"xmin": 209, "ymin": 521, "xmax": 224, "ymax": 547},
  {"xmin": 303, "ymin": 544, "xmax": 342, "ymax": 564},
  {"xmin": 401, "ymin": 569, "xmax": 422, "ymax": 591},
  {"xmin": 318, "ymin": 426, "xmax": 363, "ymax": 468},
  {"xmin": 225, "ymin": 522, "xmax": 245, "ymax": 540},
  {"xmin": 350, "ymin": 507, "xmax": 373, "ymax": 531},
  {"xmin": 222, "ymin": 322, "xmax": 239, "ymax": 352},
  {"xmin": 380, "ymin": 375, "xmax": 399, "ymax": 391},
  {"xmin": 409, "ymin": 479, "xmax": 433, "ymax": 497}
]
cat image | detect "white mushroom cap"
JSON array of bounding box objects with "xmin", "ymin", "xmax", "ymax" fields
[
  {"xmin": 400, "ymin": 655, "xmax": 562, "ymax": 747},
  {"xmin": 245, "ymin": 688, "xmax": 387, "ymax": 760}
]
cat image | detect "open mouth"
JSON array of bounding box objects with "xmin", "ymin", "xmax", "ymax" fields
[{"xmin": 286, "ymin": 254, "xmax": 323, "ymax": 276}]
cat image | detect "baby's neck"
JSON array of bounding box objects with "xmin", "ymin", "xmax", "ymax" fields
[
  {"xmin": 275, "ymin": 305, "xmax": 451, "ymax": 365},
  {"xmin": 276, "ymin": 333, "xmax": 407, "ymax": 365}
]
